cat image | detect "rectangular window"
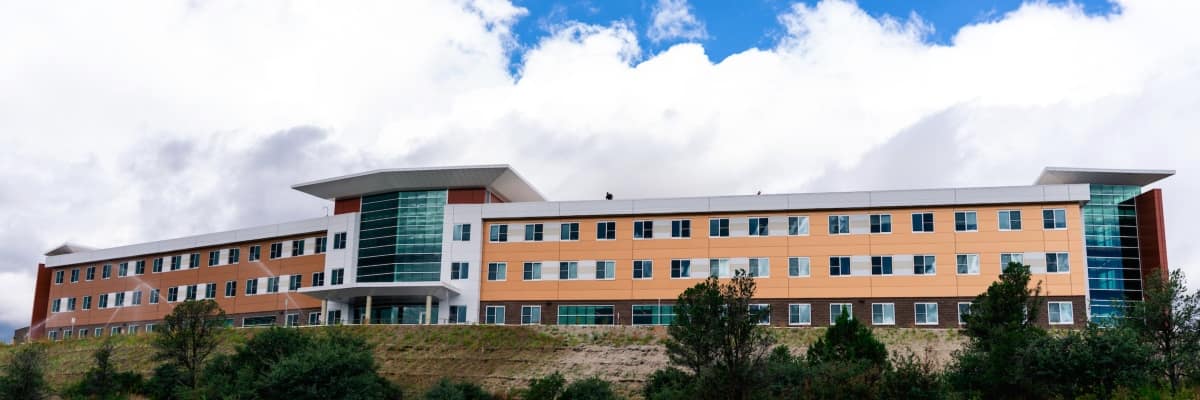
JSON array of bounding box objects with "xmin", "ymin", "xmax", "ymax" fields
[
  {"xmin": 285, "ymin": 314, "xmax": 299, "ymax": 327},
  {"xmin": 523, "ymin": 262, "xmax": 542, "ymax": 280},
  {"xmin": 83, "ymin": 296, "xmax": 92, "ymax": 310},
  {"xmin": 153, "ymin": 258, "xmax": 163, "ymax": 273},
  {"xmin": 485, "ymin": 305, "xmax": 505, "ymax": 324},
  {"xmin": 118, "ymin": 262, "xmax": 129, "ymax": 277},
  {"xmin": 226, "ymin": 249, "xmax": 239, "ymax": 265},
  {"xmin": 788, "ymin": 304, "xmax": 812, "ymax": 325},
  {"xmin": 185, "ymin": 285, "xmax": 197, "ymax": 300},
  {"xmin": 628, "ymin": 220, "xmax": 651, "ymax": 239},
  {"xmin": 1043, "ymin": 209, "xmax": 1067, "ymax": 229},
  {"xmin": 451, "ymin": 262, "xmax": 470, "ymax": 280},
  {"xmin": 149, "ymin": 289, "xmax": 159, "ymax": 304},
  {"xmin": 709, "ymin": 258, "xmax": 729, "ymax": 278},
  {"xmin": 308, "ymin": 312, "xmax": 321, "ymax": 325},
  {"xmin": 48, "ymin": 331, "xmax": 57, "ymax": 341},
  {"xmin": 54, "ymin": 270, "xmax": 63, "ymax": 284},
  {"xmin": 266, "ymin": 277, "xmax": 279, "ymax": 293},
  {"xmin": 289, "ymin": 275, "xmax": 301, "ymax": 291},
  {"xmin": 1001, "ymin": 253, "xmax": 1024, "ymax": 271},
  {"xmin": 103, "ymin": 263, "xmax": 112, "ymax": 278},
  {"xmin": 248, "ymin": 245, "xmax": 261, "ymax": 261},
  {"xmin": 957, "ymin": 254, "xmax": 980, "ymax": 275},
  {"xmin": 269, "ymin": 243, "xmax": 282, "ymax": 259},
  {"xmin": 560, "ymin": 223, "xmax": 580, "ymax": 240},
  {"xmin": 709, "ymin": 218, "xmax": 730, "ymax": 237},
  {"xmin": 633, "ymin": 260, "xmax": 653, "ymax": 279},
  {"xmin": 559, "ymin": 261, "xmax": 579, "ymax": 280},
  {"xmin": 670, "ymin": 259, "xmax": 691, "ymax": 278},
  {"xmin": 202, "ymin": 283, "xmax": 214, "ymax": 299},
  {"xmin": 788, "ymin": 216, "xmax": 809, "ymax": 235},
  {"xmin": 135, "ymin": 260, "xmax": 145, "ymax": 275},
  {"xmin": 958, "ymin": 302, "xmax": 972, "ymax": 325},
  {"xmin": 453, "ymin": 224, "xmax": 471, "ymax": 241},
  {"xmin": 67, "ymin": 297, "xmax": 76, "ymax": 311},
  {"xmin": 208, "ymin": 251, "xmax": 220, "ymax": 266},
  {"xmin": 748, "ymin": 258, "xmax": 769, "ymax": 277},
  {"xmin": 132, "ymin": 291, "xmax": 142, "ymax": 305},
  {"xmin": 315, "ymin": 237, "xmax": 327, "ymax": 254},
  {"xmin": 447, "ymin": 306, "xmax": 467, "ymax": 324},
  {"xmin": 490, "ymin": 224, "xmax": 509, "ymax": 242},
  {"xmin": 170, "ymin": 255, "xmax": 181, "ymax": 271},
  {"xmin": 245, "ymin": 279, "xmax": 258, "ymax": 295},
  {"xmin": 749, "ymin": 304, "xmax": 771, "ymax": 325},
  {"xmin": 871, "ymin": 256, "xmax": 893, "ymax": 276},
  {"xmin": 557, "ymin": 305, "xmax": 616, "ymax": 325},
  {"xmin": 1046, "ymin": 252, "xmax": 1070, "ymax": 273},
  {"xmin": 632, "ymin": 304, "xmax": 676, "ymax": 326},
  {"xmin": 915, "ymin": 303, "xmax": 939, "ymax": 325},
  {"xmin": 596, "ymin": 261, "xmax": 615, "ymax": 280},
  {"xmin": 912, "ymin": 212, "xmax": 935, "ymax": 232},
  {"xmin": 325, "ymin": 232, "xmax": 344, "ymax": 250},
  {"xmin": 167, "ymin": 287, "xmax": 178, "ymax": 302},
  {"xmin": 748, "ymin": 217, "xmax": 769, "ymax": 236},
  {"xmin": 291, "ymin": 240, "xmax": 304, "ymax": 257},
  {"xmin": 830, "ymin": 303, "xmax": 853, "ymax": 323},
  {"xmin": 999, "ymin": 210, "xmax": 1022, "ymax": 231},
  {"xmin": 520, "ymin": 305, "xmax": 542, "ymax": 325},
  {"xmin": 955, "ymin": 211, "xmax": 978, "ymax": 232},
  {"xmin": 94, "ymin": 328, "xmax": 102, "ymax": 337},
  {"xmin": 671, "ymin": 220, "xmax": 691, "ymax": 238},
  {"xmin": 225, "ymin": 280, "xmax": 236, "ymax": 297},
  {"xmin": 829, "ymin": 256, "xmax": 851, "ymax": 276},
  {"xmin": 331, "ymin": 268, "xmax": 344, "ymax": 285},
  {"xmin": 312, "ymin": 272, "xmax": 325, "ymax": 287},
  {"xmin": 524, "ymin": 223, "xmax": 544, "ymax": 241},
  {"xmin": 188, "ymin": 254, "xmax": 199, "ymax": 269},
  {"xmin": 914, "ymin": 255, "xmax": 936, "ymax": 275},
  {"xmin": 243, "ymin": 316, "xmax": 277, "ymax": 327},
  {"xmin": 70, "ymin": 268, "xmax": 79, "ymax": 283},
  {"xmin": 596, "ymin": 221, "xmax": 616, "ymax": 240},
  {"xmin": 828, "ymin": 215, "xmax": 850, "ymax": 235},
  {"xmin": 98, "ymin": 295, "xmax": 108, "ymax": 309},
  {"xmin": 788, "ymin": 257, "xmax": 810, "ymax": 277},
  {"xmin": 487, "ymin": 262, "xmax": 506, "ymax": 281},
  {"xmin": 872, "ymin": 303, "xmax": 896, "ymax": 325},
  {"xmin": 87, "ymin": 266, "xmax": 96, "ymax": 280},
  {"xmin": 870, "ymin": 214, "xmax": 892, "ymax": 233},
  {"xmin": 1048, "ymin": 302, "xmax": 1074, "ymax": 324}
]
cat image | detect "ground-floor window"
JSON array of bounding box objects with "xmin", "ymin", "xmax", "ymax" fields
[
  {"xmin": 788, "ymin": 304, "xmax": 811, "ymax": 326},
  {"xmin": 915, "ymin": 303, "xmax": 939, "ymax": 325},
  {"xmin": 146, "ymin": 324, "xmax": 155, "ymax": 333},
  {"xmin": 327, "ymin": 310, "xmax": 342, "ymax": 325},
  {"xmin": 448, "ymin": 306, "xmax": 467, "ymax": 324},
  {"xmin": 1048, "ymin": 302, "xmax": 1074, "ymax": 325},
  {"xmin": 872, "ymin": 303, "xmax": 896, "ymax": 325},
  {"xmin": 485, "ymin": 305, "xmax": 505, "ymax": 324},
  {"xmin": 285, "ymin": 314, "xmax": 299, "ymax": 327},
  {"xmin": 632, "ymin": 304, "xmax": 675, "ymax": 326},
  {"xmin": 111, "ymin": 326, "xmax": 123, "ymax": 336},
  {"xmin": 94, "ymin": 328, "xmax": 103, "ymax": 337},
  {"xmin": 308, "ymin": 312, "xmax": 321, "ymax": 325},
  {"xmin": 521, "ymin": 306, "xmax": 542, "ymax": 325},
  {"xmin": 48, "ymin": 330, "xmax": 58, "ymax": 341},
  {"xmin": 957, "ymin": 303, "xmax": 972, "ymax": 325},
  {"xmin": 830, "ymin": 303, "xmax": 853, "ymax": 324},
  {"xmin": 749, "ymin": 304, "xmax": 771, "ymax": 325},
  {"xmin": 557, "ymin": 305, "xmax": 615, "ymax": 325},
  {"xmin": 243, "ymin": 316, "xmax": 277, "ymax": 327}
]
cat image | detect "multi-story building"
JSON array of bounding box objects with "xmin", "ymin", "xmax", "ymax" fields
[{"xmin": 25, "ymin": 165, "xmax": 1172, "ymax": 341}]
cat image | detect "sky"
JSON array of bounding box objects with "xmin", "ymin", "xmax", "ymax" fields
[{"xmin": 1, "ymin": 0, "xmax": 1198, "ymax": 341}]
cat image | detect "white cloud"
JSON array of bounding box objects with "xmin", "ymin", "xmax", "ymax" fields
[
  {"xmin": 1, "ymin": 0, "xmax": 1199, "ymax": 329},
  {"xmin": 647, "ymin": 0, "xmax": 708, "ymax": 43}
]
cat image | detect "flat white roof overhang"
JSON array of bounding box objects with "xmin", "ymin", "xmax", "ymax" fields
[
  {"xmin": 297, "ymin": 282, "xmax": 460, "ymax": 302},
  {"xmin": 291, "ymin": 164, "xmax": 545, "ymax": 202},
  {"xmin": 1035, "ymin": 167, "xmax": 1175, "ymax": 186}
]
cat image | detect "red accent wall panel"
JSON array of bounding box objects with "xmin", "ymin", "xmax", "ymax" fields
[
  {"xmin": 488, "ymin": 190, "xmax": 508, "ymax": 203},
  {"xmin": 1135, "ymin": 189, "xmax": 1169, "ymax": 282},
  {"xmin": 334, "ymin": 197, "xmax": 361, "ymax": 215},
  {"xmin": 448, "ymin": 188, "xmax": 488, "ymax": 204},
  {"xmin": 30, "ymin": 263, "xmax": 50, "ymax": 340}
]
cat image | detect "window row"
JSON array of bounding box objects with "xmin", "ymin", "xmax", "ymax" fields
[
  {"xmin": 52, "ymin": 233, "xmax": 349, "ymax": 284},
  {"xmin": 46, "ymin": 324, "xmax": 156, "ymax": 341}
]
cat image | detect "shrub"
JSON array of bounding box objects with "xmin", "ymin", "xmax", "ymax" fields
[
  {"xmin": 62, "ymin": 340, "xmax": 144, "ymax": 399},
  {"xmin": 559, "ymin": 377, "xmax": 620, "ymax": 400},
  {"xmin": 0, "ymin": 344, "xmax": 49, "ymax": 400},
  {"xmin": 523, "ymin": 372, "xmax": 564, "ymax": 400},
  {"xmin": 642, "ymin": 368, "xmax": 694, "ymax": 400},
  {"xmin": 424, "ymin": 378, "xmax": 492, "ymax": 400},
  {"xmin": 880, "ymin": 352, "xmax": 944, "ymax": 400}
]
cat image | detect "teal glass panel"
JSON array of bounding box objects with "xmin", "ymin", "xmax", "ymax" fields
[
  {"xmin": 356, "ymin": 190, "xmax": 446, "ymax": 283},
  {"xmin": 1084, "ymin": 184, "xmax": 1143, "ymax": 321}
]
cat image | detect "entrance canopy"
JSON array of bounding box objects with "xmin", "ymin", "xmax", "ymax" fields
[{"xmin": 298, "ymin": 282, "xmax": 460, "ymax": 303}]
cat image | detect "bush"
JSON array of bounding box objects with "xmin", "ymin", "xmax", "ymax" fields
[
  {"xmin": 0, "ymin": 344, "xmax": 49, "ymax": 400},
  {"xmin": 880, "ymin": 352, "xmax": 944, "ymax": 400},
  {"xmin": 806, "ymin": 312, "xmax": 887, "ymax": 368},
  {"xmin": 424, "ymin": 378, "xmax": 492, "ymax": 400},
  {"xmin": 143, "ymin": 363, "xmax": 189, "ymax": 400},
  {"xmin": 559, "ymin": 377, "xmax": 620, "ymax": 400},
  {"xmin": 642, "ymin": 368, "xmax": 694, "ymax": 400},
  {"xmin": 523, "ymin": 372, "xmax": 565, "ymax": 400},
  {"xmin": 62, "ymin": 340, "xmax": 144, "ymax": 399}
]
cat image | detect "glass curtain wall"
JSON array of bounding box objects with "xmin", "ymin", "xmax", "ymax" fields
[
  {"xmin": 358, "ymin": 190, "xmax": 447, "ymax": 282},
  {"xmin": 1084, "ymin": 184, "xmax": 1143, "ymax": 321}
]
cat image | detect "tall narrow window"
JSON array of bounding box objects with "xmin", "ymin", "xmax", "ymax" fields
[
  {"xmin": 633, "ymin": 260, "xmax": 653, "ymax": 279},
  {"xmin": 188, "ymin": 254, "xmax": 200, "ymax": 268},
  {"xmin": 490, "ymin": 225, "xmax": 509, "ymax": 242},
  {"xmin": 149, "ymin": 290, "xmax": 159, "ymax": 304},
  {"xmin": 134, "ymin": 261, "xmax": 145, "ymax": 275},
  {"xmin": 998, "ymin": 210, "xmax": 1022, "ymax": 230},
  {"xmin": 596, "ymin": 222, "xmax": 616, "ymax": 240},
  {"xmin": 958, "ymin": 303, "xmax": 972, "ymax": 325},
  {"xmin": 829, "ymin": 256, "xmax": 851, "ymax": 276},
  {"xmin": 291, "ymin": 240, "xmax": 305, "ymax": 256},
  {"xmin": 118, "ymin": 262, "xmax": 129, "ymax": 276},
  {"xmin": 333, "ymin": 232, "xmax": 347, "ymax": 249},
  {"xmin": 330, "ymin": 268, "xmax": 344, "ymax": 285},
  {"xmin": 633, "ymin": 220, "xmax": 654, "ymax": 239},
  {"xmin": 103, "ymin": 263, "xmax": 112, "ymax": 278},
  {"xmin": 132, "ymin": 291, "xmax": 142, "ymax": 305},
  {"xmin": 788, "ymin": 257, "xmax": 810, "ymax": 277},
  {"xmin": 289, "ymin": 275, "xmax": 302, "ymax": 291},
  {"xmin": 709, "ymin": 218, "xmax": 730, "ymax": 237},
  {"xmin": 266, "ymin": 277, "xmax": 279, "ymax": 293},
  {"xmin": 186, "ymin": 285, "xmax": 197, "ymax": 300},
  {"xmin": 912, "ymin": 213, "xmax": 934, "ymax": 232},
  {"xmin": 524, "ymin": 223, "xmax": 544, "ymax": 241},
  {"xmin": 748, "ymin": 217, "xmax": 769, "ymax": 236},
  {"xmin": 670, "ymin": 259, "xmax": 691, "ymax": 278},
  {"xmin": 315, "ymin": 237, "xmax": 327, "ymax": 254},
  {"xmin": 83, "ymin": 296, "xmax": 92, "ymax": 310},
  {"xmin": 671, "ymin": 220, "xmax": 691, "ymax": 238},
  {"xmin": 828, "ymin": 215, "xmax": 850, "ymax": 235},
  {"xmin": 208, "ymin": 251, "xmax": 220, "ymax": 266},
  {"xmin": 86, "ymin": 266, "xmax": 96, "ymax": 280},
  {"xmin": 54, "ymin": 270, "xmax": 63, "ymax": 284},
  {"xmin": 523, "ymin": 262, "xmax": 542, "ymax": 280},
  {"xmin": 560, "ymin": 223, "xmax": 580, "ymax": 240},
  {"xmin": 487, "ymin": 263, "xmax": 506, "ymax": 281},
  {"xmin": 1043, "ymin": 209, "xmax": 1067, "ymax": 229},
  {"xmin": 788, "ymin": 216, "xmax": 809, "ymax": 235},
  {"xmin": 870, "ymin": 214, "xmax": 892, "ymax": 233},
  {"xmin": 225, "ymin": 280, "xmax": 237, "ymax": 297},
  {"xmin": 70, "ymin": 269, "xmax": 79, "ymax": 283},
  {"xmin": 269, "ymin": 243, "xmax": 282, "ymax": 259},
  {"xmin": 227, "ymin": 249, "xmax": 239, "ymax": 265},
  {"xmin": 871, "ymin": 256, "xmax": 893, "ymax": 276},
  {"xmin": 914, "ymin": 255, "xmax": 936, "ymax": 275},
  {"xmin": 957, "ymin": 254, "xmax": 980, "ymax": 275},
  {"xmin": 248, "ymin": 246, "xmax": 261, "ymax": 261},
  {"xmin": 954, "ymin": 211, "xmax": 978, "ymax": 232}
]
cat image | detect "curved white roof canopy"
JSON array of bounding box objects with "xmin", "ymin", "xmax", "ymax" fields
[
  {"xmin": 1035, "ymin": 167, "xmax": 1175, "ymax": 187},
  {"xmin": 291, "ymin": 164, "xmax": 545, "ymax": 202}
]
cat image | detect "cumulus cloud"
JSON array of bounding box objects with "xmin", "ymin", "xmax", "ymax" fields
[
  {"xmin": 647, "ymin": 0, "xmax": 708, "ymax": 43},
  {"xmin": 1, "ymin": 0, "xmax": 1199, "ymax": 331}
]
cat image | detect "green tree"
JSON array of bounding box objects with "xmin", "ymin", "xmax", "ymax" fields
[
  {"xmin": 663, "ymin": 271, "xmax": 774, "ymax": 400},
  {"xmin": 0, "ymin": 343, "xmax": 49, "ymax": 400},
  {"xmin": 964, "ymin": 262, "xmax": 1043, "ymax": 342},
  {"xmin": 63, "ymin": 340, "xmax": 144, "ymax": 399},
  {"xmin": 641, "ymin": 368, "xmax": 694, "ymax": 400},
  {"xmin": 423, "ymin": 378, "xmax": 492, "ymax": 400},
  {"xmin": 879, "ymin": 352, "xmax": 944, "ymax": 400},
  {"xmin": 1121, "ymin": 269, "xmax": 1200, "ymax": 393},
  {"xmin": 802, "ymin": 312, "xmax": 890, "ymax": 400},
  {"xmin": 1018, "ymin": 325, "xmax": 1153, "ymax": 398},
  {"xmin": 151, "ymin": 299, "xmax": 226, "ymax": 394},
  {"xmin": 805, "ymin": 311, "xmax": 887, "ymax": 368},
  {"xmin": 522, "ymin": 372, "xmax": 565, "ymax": 400},
  {"xmin": 559, "ymin": 377, "xmax": 621, "ymax": 400}
]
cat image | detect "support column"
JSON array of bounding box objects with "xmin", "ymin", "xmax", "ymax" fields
[
  {"xmin": 425, "ymin": 295, "xmax": 433, "ymax": 325},
  {"xmin": 364, "ymin": 296, "xmax": 372, "ymax": 325},
  {"xmin": 320, "ymin": 300, "xmax": 328, "ymax": 325}
]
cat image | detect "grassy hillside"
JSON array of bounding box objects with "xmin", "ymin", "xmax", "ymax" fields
[{"xmin": 0, "ymin": 325, "xmax": 966, "ymax": 398}]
